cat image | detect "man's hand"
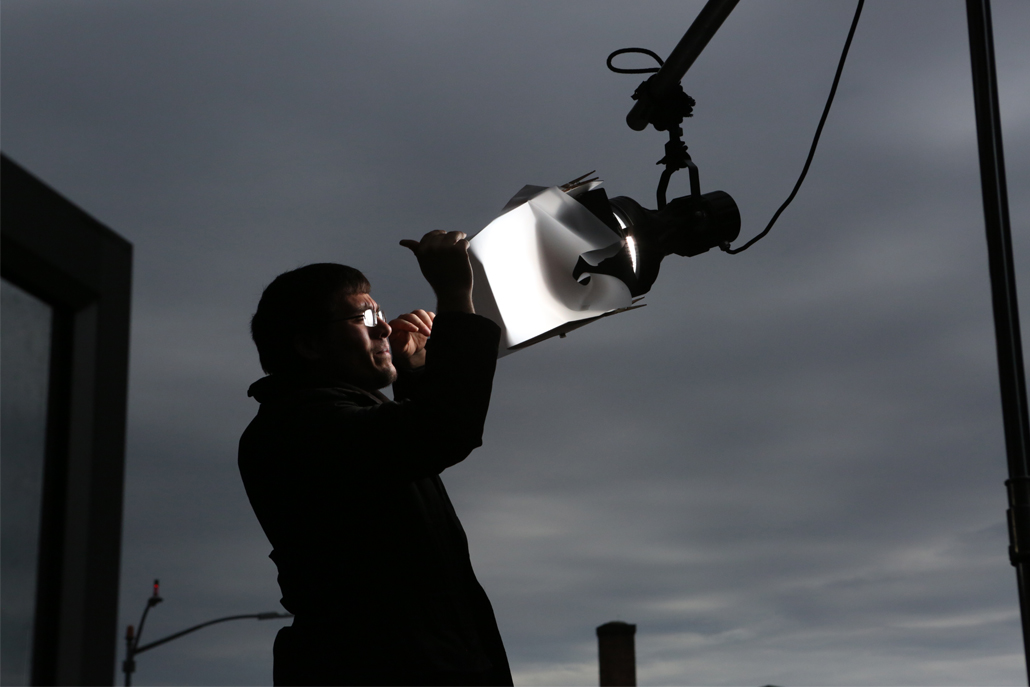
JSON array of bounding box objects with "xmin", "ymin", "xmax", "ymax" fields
[
  {"xmin": 388, "ymin": 309, "xmax": 434, "ymax": 370},
  {"xmin": 400, "ymin": 230, "xmax": 475, "ymax": 314}
]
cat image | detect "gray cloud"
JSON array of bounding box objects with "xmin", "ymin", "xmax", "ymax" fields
[{"xmin": 3, "ymin": 0, "xmax": 1028, "ymax": 684}]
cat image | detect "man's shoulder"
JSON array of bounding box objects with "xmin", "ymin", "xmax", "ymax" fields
[
  {"xmin": 239, "ymin": 377, "xmax": 386, "ymax": 461},
  {"xmin": 238, "ymin": 378, "xmax": 382, "ymax": 471}
]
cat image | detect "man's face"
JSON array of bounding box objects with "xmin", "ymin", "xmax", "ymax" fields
[{"xmin": 302, "ymin": 289, "xmax": 397, "ymax": 391}]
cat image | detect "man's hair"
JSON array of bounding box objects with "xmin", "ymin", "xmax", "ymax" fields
[{"xmin": 251, "ymin": 263, "xmax": 371, "ymax": 375}]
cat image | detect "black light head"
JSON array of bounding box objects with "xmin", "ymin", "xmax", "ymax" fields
[{"xmin": 573, "ymin": 188, "xmax": 740, "ymax": 297}]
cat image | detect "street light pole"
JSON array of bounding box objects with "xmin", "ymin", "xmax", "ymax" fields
[
  {"xmin": 123, "ymin": 580, "xmax": 162, "ymax": 687},
  {"xmin": 121, "ymin": 581, "xmax": 292, "ymax": 686}
]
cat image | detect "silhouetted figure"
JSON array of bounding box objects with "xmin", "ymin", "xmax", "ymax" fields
[{"xmin": 239, "ymin": 231, "xmax": 512, "ymax": 686}]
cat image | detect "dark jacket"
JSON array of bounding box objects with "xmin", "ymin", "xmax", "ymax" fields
[{"xmin": 238, "ymin": 313, "xmax": 511, "ymax": 685}]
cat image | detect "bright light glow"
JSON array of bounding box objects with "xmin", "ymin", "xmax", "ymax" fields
[
  {"xmin": 626, "ymin": 235, "xmax": 639, "ymax": 275},
  {"xmin": 613, "ymin": 213, "xmax": 637, "ymax": 275},
  {"xmin": 468, "ymin": 186, "xmax": 633, "ymax": 355}
]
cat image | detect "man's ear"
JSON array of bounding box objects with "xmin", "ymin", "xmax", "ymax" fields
[{"xmin": 294, "ymin": 332, "xmax": 323, "ymax": 362}]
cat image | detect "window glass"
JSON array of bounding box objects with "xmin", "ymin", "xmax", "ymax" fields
[{"xmin": 1, "ymin": 278, "xmax": 53, "ymax": 687}]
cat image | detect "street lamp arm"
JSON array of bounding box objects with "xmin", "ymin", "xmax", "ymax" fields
[{"xmin": 133, "ymin": 612, "xmax": 293, "ymax": 655}]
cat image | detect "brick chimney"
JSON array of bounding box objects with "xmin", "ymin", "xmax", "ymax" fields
[{"xmin": 596, "ymin": 621, "xmax": 636, "ymax": 686}]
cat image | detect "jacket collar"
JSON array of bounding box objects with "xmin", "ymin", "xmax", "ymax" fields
[{"xmin": 247, "ymin": 373, "xmax": 389, "ymax": 405}]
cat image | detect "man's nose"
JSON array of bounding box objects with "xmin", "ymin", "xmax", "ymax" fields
[{"xmin": 372, "ymin": 318, "xmax": 391, "ymax": 338}]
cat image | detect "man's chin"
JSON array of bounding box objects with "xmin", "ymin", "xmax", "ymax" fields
[
  {"xmin": 326, "ymin": 360, "xmax": 397, "ymax": 391},
  {"xmin": 372, "ymin": 363, "xmax": 398, "ymax": 389}
]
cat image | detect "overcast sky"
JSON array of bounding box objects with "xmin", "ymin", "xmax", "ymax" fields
[{"xmin": 3, "ymin": 1, "xmax": 1029, "ymax": 684}]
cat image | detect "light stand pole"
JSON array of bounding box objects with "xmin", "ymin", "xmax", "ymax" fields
[{"xmin": 964, "ymin": 0, "xmax": 1030, "ymax": 682}]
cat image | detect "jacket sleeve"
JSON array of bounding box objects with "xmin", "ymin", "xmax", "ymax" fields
[
  {"xmin": 392, "ymin": 363, "xmax": 427, "ymax": 402},
  {"xmin": 285, "ymin": 313, "xmax": 501, "ymax": 484}
]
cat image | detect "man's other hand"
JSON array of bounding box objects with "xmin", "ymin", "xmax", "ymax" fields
[
  {"xmin": 400, "ymin": 231, "xmax": 475, "ymax": 314},
  {"xmin": 388, "ymin": 309, "xmax": 434, "ymax": 370}
]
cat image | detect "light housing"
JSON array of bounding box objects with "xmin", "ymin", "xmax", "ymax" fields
[{"xmin": 572, "ymin": 187, "xmax": 741, "ymax": 297}]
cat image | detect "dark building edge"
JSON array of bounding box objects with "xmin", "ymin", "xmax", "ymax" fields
[{"xmin": 2, "ymin": 153, "xmax": 133, "ymax": 686}]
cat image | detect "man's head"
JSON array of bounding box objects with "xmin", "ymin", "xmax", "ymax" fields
[{"xmin": 251, "ymin": 263, "xmax": 397, "ymax": 390}]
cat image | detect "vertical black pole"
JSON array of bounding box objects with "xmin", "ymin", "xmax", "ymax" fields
[{"xmin": 965, "ymin": 0, "xmax": 1030, "ymax": 682}]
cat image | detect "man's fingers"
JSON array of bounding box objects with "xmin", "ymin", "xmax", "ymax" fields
[
  {"xmin": 445, "ymin": 232, "xmax": 469, "ymax": 251},
  {"xmin": 401, "ymin": 230, "xmax": 474, "ymax": 309},
  {"xmin": 393, "ymin": 311, "xmax": 433, "ymax": 336},
  {"xmin": 401, "ymin": 231, "xmax": 468, "ymax": 253},
  {"xmin": 388, "ymin": 318, "xmax": 420, "ymax": 333},
  {"xmin": 410, "ymin": 309, "xmax": 433, "ymax": 330}
]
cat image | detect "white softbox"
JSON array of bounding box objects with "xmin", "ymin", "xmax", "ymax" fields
[{"xmin": 469, "ymin": 184, "xmax": 642, "ymax": 357}]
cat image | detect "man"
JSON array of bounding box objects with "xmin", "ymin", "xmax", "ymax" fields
[{"xmin": 238, "ymin": 230, "xmax": 511, "ymax": 686}]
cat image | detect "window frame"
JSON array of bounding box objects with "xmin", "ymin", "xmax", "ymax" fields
[{"xmin": 1, "ymin": 154, "xmax": 132, "ymax": 686}]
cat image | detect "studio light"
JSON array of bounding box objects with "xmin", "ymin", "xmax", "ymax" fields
[
  {"xmin": 469, "ymin": 0, "xmax": 857, "ymax": 357},
  {"xmin": 562, "ymin": 0, "xmax": 744, "ymax": 298},
  {"xmin": 571, "ymin": 185, "xmax": 741, "ymax": 298},
  {"xmin": 468, "ymin": 176, "xmax": 739, "ymax": 355}
]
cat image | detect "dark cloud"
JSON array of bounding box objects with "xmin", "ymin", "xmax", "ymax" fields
[{"xmin": 3, "ymin": 0, "xmax": 1028, "ymax": 684}]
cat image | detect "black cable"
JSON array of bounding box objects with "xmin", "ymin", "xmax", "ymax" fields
[
  {"xmin": 723, "ymin": 0, "xmax": 864, "ymax": 254},
  {"xmin": 607, "ymin": 47, "xmax": 664, "ymax": 74}
]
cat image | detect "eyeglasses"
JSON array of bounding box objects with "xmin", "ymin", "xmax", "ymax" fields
[{"xmin": 327, "ymin": 308, "xmax": 386, "ymax": 328}]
